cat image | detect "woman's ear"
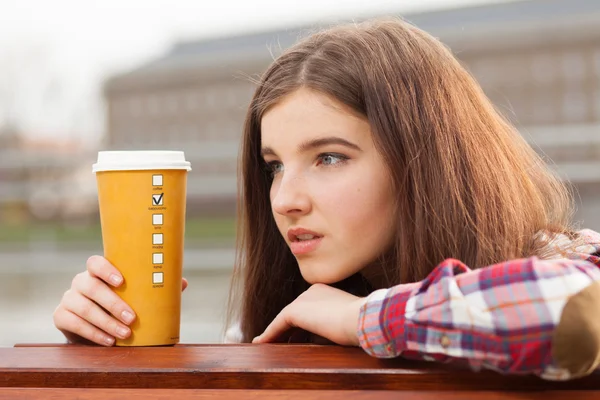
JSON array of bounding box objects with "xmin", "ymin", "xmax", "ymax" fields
[{"xmin": 552, "ymin": 280, "xmax": 600, "ymax": 378}]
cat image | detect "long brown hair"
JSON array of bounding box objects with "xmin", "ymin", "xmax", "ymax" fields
[{"xmin": 226, "ymin": 18, "xmax": 578, "ymax": 343}]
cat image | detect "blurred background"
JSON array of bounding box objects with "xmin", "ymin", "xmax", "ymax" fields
[{"xmin": 1, "ymin": 0, "xmax": 599, "ymax": 346}]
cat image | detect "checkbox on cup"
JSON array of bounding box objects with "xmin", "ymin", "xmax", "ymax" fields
[
  {"xmin": 152, "ymin": 193, "xmax": 164, "ymax": 206},
  {"xmin": 153, "ymin": 272, "xmax": 164, "ymax": 284},
  {"xmin": 153, "ymin": 214, "xmax": 163, "ymax": 225},
  {"xmin": 152, "ymin": 174, "xmax": 163, "ymax": 186},
  {"xmin": 153, "ymin": 253, "xmax": 164, "ymax": 264},
  {"xmin": 153, "ymin": 233, "xmax": 163, "ymax": 245}
]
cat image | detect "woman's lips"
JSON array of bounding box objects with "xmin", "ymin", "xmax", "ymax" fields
[{"xmin": 289, "ymin": 237, "xmax": 323, "ymax": 255}]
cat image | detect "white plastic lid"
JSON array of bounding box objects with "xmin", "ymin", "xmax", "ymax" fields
[{"xmin": 92, "ymin": 151, "xmax": 191, "ymax": 173}]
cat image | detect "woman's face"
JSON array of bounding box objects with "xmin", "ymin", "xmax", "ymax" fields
[{"xmin": 260, "ymin": 88, "xmax": 396, "ymax": 284}]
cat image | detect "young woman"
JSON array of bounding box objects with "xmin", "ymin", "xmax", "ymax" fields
[{"xmin": 53, "ymin": 18, "xmax": 600, "ymax": 381}]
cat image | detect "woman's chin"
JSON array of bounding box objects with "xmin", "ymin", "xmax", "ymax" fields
[{"xmin": 299, "ymin": 267, "xmax": 351, "ymax": 286}]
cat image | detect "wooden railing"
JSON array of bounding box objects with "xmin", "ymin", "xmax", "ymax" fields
[{"xmin": 1, "ymin": 344, "xmax": 599, "ymax": 399}]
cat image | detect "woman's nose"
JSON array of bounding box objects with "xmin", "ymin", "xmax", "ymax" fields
[{"xmin": 271, "ymin": 171, "xmax": 312, "ymax": 217}]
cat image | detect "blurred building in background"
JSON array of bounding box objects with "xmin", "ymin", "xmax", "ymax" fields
[{"xmin": 104, "ymin": 0, "xmax": 600, "ymax": 227}]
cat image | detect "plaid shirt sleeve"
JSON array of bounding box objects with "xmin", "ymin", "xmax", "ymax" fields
[{"xmin": 357, "ymin": 230, "xmax": 600, "ymax": 381}]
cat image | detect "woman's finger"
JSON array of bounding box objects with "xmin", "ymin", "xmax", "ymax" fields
[
  {"xmin": 253, "ymin": 307, "xmax": 295, "ymax": 343},
  {"xmin": 86, "ymin": 255, "xmax": 124, "ymax": 287},
  {"xmin": 71, "ymin": 273, "xmax": 136, "ymax": 325},
  {"xmin": 63, "ymin": 290, "xmax": 131, "ymax": 340},
  {"xmin": 53, "ymin": 306, "xmax": 116, "ymax": 347}
]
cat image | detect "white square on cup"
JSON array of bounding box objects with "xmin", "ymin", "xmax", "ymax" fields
[
  {"xmin": 153, "ymin": 214, "xmax": 163, "ymax": 225},
  {"xmin": 153, "ymin": 272, "xmax": 164, "ymax": 284},
  {"xmin": 153, "ymin": 233, "xmax": 163, "ymax": 245},
  {"xmin": 152, "ymin": 174, "xmax": 163, "ymax": 186},
  {"xmin": 153, "ymin": 253, "xmax": 163, "ymax": 264},
  {"xmin": 152, "ymin": 233, "xmax": 164, "ymax": 244}
]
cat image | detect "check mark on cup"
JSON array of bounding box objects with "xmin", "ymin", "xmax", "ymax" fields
[{"xmin": 152, "ymin": 193, "xmax": 164, "ymax": 206}]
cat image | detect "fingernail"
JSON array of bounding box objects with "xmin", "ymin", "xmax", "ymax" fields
[
  {"xmin": 116, "ymin": 326, "xmax": 130, "ymax": 339},
  {"xmin": 252, "ymin": 336, "xmax": 260, "ymax": 343},
  {"xmin": 109, "ymin": 274, "xmax": 123, "ymax": 286},
  {"xmin": 104, "ymin": 336, "xmax": 115, "ymax": 346},
  {"xmin": 121, "ymin": 310, "xmax": 135, "ymax": 324}
]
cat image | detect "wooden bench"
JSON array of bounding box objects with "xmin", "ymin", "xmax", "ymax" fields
[{"xmin": 1, "ymin": 344, "xmax": 598, "ymax": 398}]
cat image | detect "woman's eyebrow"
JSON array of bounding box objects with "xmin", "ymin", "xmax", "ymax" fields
[
  {"xmin": 298, "ymin": 136, "xmax": 362, "ymax": 153},
  {"xmin": 260, "ymin": 136, "xmax": 362, "ymax": 158},
  {"xmin": 260, "ymin": 147, "xmax": 277, "ymax": 158}
]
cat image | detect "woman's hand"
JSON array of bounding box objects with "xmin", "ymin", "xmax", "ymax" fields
[
  {"xmin": 53, "ymin": 255, "xmax": 188, "ymax": 346},
  {"xmin": 252, "ymin": 283, "xmax": 367, "ymax": 346}
]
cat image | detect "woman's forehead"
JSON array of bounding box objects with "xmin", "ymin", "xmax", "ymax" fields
[{"xmin": 260, "ymin": 89, "xmax": 371, "ymax": 149}]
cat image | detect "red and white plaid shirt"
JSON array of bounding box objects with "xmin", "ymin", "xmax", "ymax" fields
[{"xmin": 357, "ymin": 229, "xmax": 600, "ymax": 381}]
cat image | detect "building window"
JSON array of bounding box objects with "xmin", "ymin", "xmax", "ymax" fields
[
  {"xmin": 531, "ymin": 53, "xmax": 557, "ymax": 86},
  {"xmin": 205, "ymin": 89, "xmax": 216, "ymax": 108},
  {"xmin": 471, "ymin": 58, "xmax": 500, "ymax": 86},
  {"xmin": 146, "ymin": 95, "xmax": 160, "ymax": 116},
  {"xmin": 128, "ymin": 97, "xmax": 142, "ymax": 117},
  {"xmin": 231, "ymin": 121, "xmax": 242, "ymax": 139},
  {"xmin": 532, "ymin": 92, "xmax": 555, "ymax": 123},
  {"xmin": 226, "ymin": 86, "xmax": 238, "ymax": 107},
  {"xmin": 115, "ymin": 127, "xmax": 130, "ymax": 148},
  {"xmin": 109, "ymin": 101, "xmax": 121, "ymax": 118},
  {"xmin": 165, "ymin": 94, "xmax": 178, "ymax": 114},
  {"xmin": 206, "ymin": 121, "xmax": 218, "ymax": 140},
  {"xmin": 563, "ymin": 89, "xmax": 587, "ymax": 122},
  {"xmin": 562, "ymin": 51, "xmax": 586, "ymax": 87},
  {"xmin": 113, "ymin": 99, "xmax": 131, "ymax": 118},
  {"xmin": 185, "ymin": 91, "xmax": 200, "ymax": 111},
  {"xmin": 595, "ymin": 88, "xmax": 600, "ymax": 121},
  {"xmin": 166, "ymin": 126, "xmax": 176, "ymax": 144},
  {"xmin": 502, "ymin": 56, "xmax": 527, "ymax": 88},
  {"xmin": 181, "ymin": 124, "xmax": 195, "ymax": 141}
]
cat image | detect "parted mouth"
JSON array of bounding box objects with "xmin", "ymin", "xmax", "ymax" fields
[{"xmin": 287, "ymin": 227, "xmax": 323, "ymax": 243}]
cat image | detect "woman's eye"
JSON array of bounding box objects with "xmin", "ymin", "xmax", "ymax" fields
[
  {"xmin": 266, "ymin": 161, "xmax": 284, "ymax": 176},
  {"xmin": 316, "ymin": 153, "xmax": 348, "ymax": 166}
]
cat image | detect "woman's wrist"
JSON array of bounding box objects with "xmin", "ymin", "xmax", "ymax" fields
[{"xmin": 347, "ymin": 296, "xmax": 369, "ymax": 346}]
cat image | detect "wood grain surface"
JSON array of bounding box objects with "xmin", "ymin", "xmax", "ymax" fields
[
  {"xmin": 1, "ymin": 344, "xmax": 598, "ymax": 392},
  {"xmin": 0, "ymin": 389, "xmax": 597, "ymax": 400}
]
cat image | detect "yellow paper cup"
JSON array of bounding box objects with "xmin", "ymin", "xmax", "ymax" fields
[{"xmin": 92, "ymin": 151, "xmax": 191, "ymax": 346}]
